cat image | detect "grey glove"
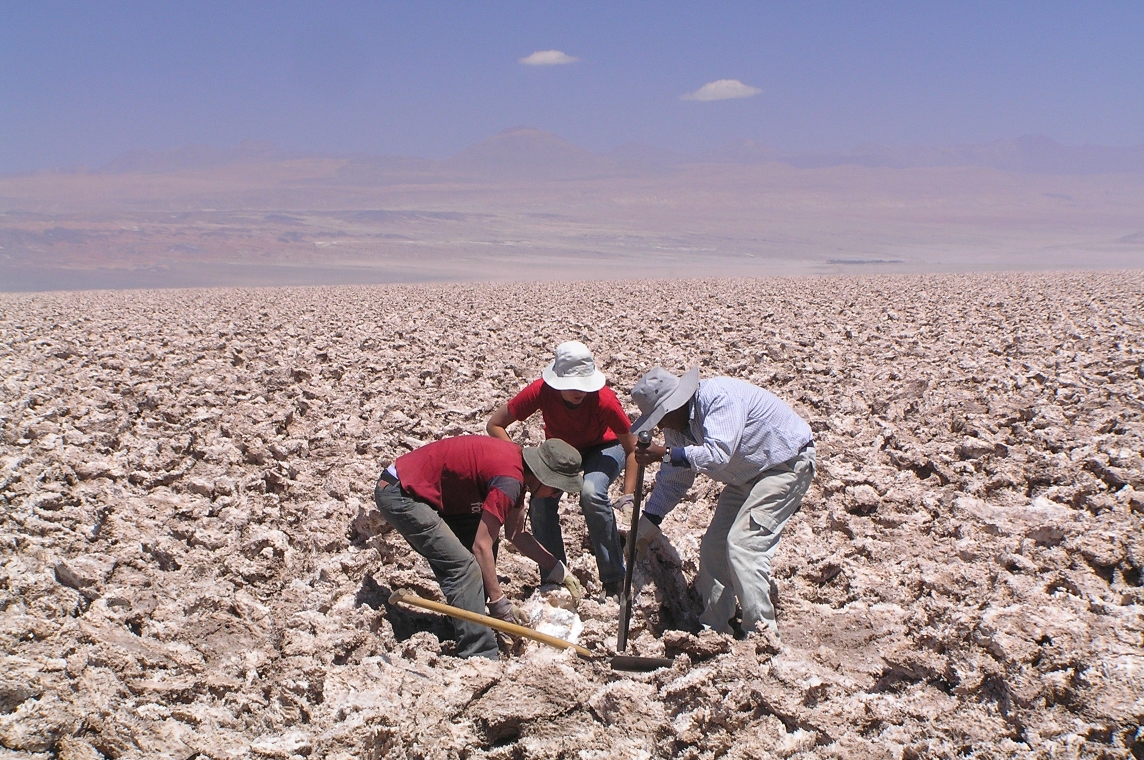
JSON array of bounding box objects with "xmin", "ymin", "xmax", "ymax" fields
[
  {"xmin": 611, "ymin": 493, "xmax": 635, "ymax": 523},
  {"xmin": 543, "ymin": 561, "xmax": 584, "ymax": 606},
  {"xmin": 487, "ymin": 596, "xmax": 528, "ymax": 626}
]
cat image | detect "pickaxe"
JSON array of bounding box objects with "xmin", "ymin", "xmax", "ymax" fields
[{"xmin": 389, "ymin": 588, "xmax": 670, "ymax": 671}]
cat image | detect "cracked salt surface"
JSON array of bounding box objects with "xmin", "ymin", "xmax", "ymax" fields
[{"xmin": 0, "ymin": 271, "xmax": 1141, "ymax": 757}]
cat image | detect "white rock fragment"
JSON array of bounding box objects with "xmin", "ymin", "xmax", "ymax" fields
[{"xmin": 54, "ymin": 554, "xmax": 116, "ymax": 597}]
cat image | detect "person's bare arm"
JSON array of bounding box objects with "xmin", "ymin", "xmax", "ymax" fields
[
  {"xmin": 472, "ymin": 512, "xmax": 506, "ymax": 602},
  {"xmin": 486, "ymin": 403, "xmax": 516, "ymax": 442},
  {"xmin": 618, "ymin": 432, "xmax": 638, "ymax": 495},
  {"xmin": 502, "ymin": 505, "xmax": 557, "ymax": 573}
]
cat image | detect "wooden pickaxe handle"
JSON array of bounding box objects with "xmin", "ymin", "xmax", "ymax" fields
[{"xmin": 388, "ymin": 588, "xmax": 594, "ymax": 659}]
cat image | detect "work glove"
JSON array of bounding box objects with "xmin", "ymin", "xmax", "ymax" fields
[
  {"xmin": 487, "ymin": 596, "xmax": 529, "ymax": 627},
  {"xmin": 611, "ymin": 493, "xmax": 635, "ymax": 524},
  {"xmin": 543, "ymin": 561, "xmax": 584, "ymax": 606},
  {"xmin": 634, "ymin": 513, "xmax": 663, "ymax": 562}
]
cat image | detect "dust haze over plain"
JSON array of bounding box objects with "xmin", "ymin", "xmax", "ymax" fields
[{"xmin": 1, "ymin": 2, "xmax": 1142, "ymax": 290}]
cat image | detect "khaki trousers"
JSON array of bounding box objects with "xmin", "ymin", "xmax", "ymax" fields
[{"xmin": 697, "ymin": 444, "xmax": 816, "ymax": 634}]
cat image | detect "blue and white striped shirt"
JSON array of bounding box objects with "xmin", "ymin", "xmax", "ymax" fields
[{"xmin": 644, "ymin": 377, "xmax": 813, "ymax": 518}]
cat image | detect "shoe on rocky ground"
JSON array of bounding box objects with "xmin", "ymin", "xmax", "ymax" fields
[{"xmin": 599, "ymin": 581, "xmax": 623, "ymax": 603}]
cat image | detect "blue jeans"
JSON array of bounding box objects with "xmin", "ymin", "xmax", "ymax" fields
[
  {"xmin": 373, "ymin": 481, "xmax": 499, "ymax": 659},
  {"xmin": 529, "ymin": 441, "xmax": 626, "ymax": 586}
]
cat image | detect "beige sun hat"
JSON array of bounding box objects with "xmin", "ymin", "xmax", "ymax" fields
[
  {"xmin": 630, "ymin": 366, "xmax": 700, "ymax": 434},
  {"xmin": 540, "ymin": 341, "xmax": 607, "ymax": 393},
  {"xmin": 522, "ymin": 439, "xmax": 584, "ymax": 493}
]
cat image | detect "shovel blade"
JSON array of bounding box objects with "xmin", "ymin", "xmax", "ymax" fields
[{"xmin": 610, "ymin": 655, "xmax": 673, "ymax": 672}]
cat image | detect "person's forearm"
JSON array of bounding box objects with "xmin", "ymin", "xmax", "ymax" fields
[
  {"xmin": 685, "ymin": 441, "xmax": 734, "ymax": 472},
  {"xmin": 471, "ymin": 540, "xmax": 503, "ymax": 601},
  {"xmin": 486, "ymin": 403, "xmax": 518, "ymax": 441},
  {"xmin": 622, "ymin": 450, "xmax": 638, "ymax": 494},
  {"xmin": 511, "ymin": 533, "xmax": 557, "ymax": 573},
  {"xmin": 487, "ymin": 424, "xmax": 512, "ymax": 442},
  {"xmin": 644, "ymin": 466, "xmax": 694, "ymax": 518}
]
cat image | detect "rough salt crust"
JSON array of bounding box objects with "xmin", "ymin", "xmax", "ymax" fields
[{"xmin": 0, "ymin": 272, "xmax": 1141, "ymax": 758}]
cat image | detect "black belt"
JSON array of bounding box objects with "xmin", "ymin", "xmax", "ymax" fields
[
  {"xmin": 378, "ymin": 468, "xmax": 400, "ymax": 487},
  {"xmin": 800, "ymin": 439, "xmax": 815, "ymax": 453}
]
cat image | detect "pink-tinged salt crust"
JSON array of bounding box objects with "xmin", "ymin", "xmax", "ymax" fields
[{"xmin": 0, "ymin": 272, "xmax": 1141, "ymax": 757}]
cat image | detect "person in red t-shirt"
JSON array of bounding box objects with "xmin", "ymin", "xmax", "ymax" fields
[
  {"xmin": 486, "ymin": 341, "xmax": 636, "ymax": 599},
  {"xmin": 374, "ymin": 436, "xmax": 584, "ymax": 659}
]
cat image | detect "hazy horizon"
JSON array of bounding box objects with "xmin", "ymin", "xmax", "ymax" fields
[
  {"xmin": 2, "ymin": 125, "xmax": 1141, "ymax": 292},
  {"xmin": 10, "ymin": 128, "xmax": 1144, "ymax": 178},
  {"xmin": 2, "ymin": 3, "xmax": 1141, "ymax": 291}
]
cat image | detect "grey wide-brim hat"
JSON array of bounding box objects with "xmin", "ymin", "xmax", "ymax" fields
[
  {"xmin": 630, "ymin": 366, "xmax": 700, "ymax": 434},
  {"xmin": 541, "ymin": 340, "xmax": 607, "ymax": 393},
  {"xmin": 523, "ymin": 439, "xmax": 584, "ymax": 493}
]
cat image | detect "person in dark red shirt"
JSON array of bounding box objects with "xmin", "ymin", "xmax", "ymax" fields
[
  {"xmin": 486, "ymin": 341, "xmax": 636, "ymax": 599},
  {"xmin": 374, "ymin": 436, "xmax": 584, "ymax": 659}
]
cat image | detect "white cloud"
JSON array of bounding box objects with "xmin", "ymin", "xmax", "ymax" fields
[
  {"xmin": 681, "ymin": 79, "xmax": 762, "ymax": 102},
  {"xmin": 519, "ymin": 50, "xmax": 580, "ymax": 66}
]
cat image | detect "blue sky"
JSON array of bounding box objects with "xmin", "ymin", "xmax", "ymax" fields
[{"xmin": 2, "ymin": 1, "xmax": 1141, "ymax": 173}]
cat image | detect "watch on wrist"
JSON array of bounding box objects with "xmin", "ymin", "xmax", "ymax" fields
[{"xmin": 662, "ymin": 449, "xmax": 672, "ymax": 464}]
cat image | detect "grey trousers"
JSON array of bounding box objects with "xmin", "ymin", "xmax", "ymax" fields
[
  {"xmin": 373, "ymin": 481, "xmax": 499, "ymax": 659},
  {"xmin": 697, "ymin": 444, "xmax": 816, "ymax": 635}
]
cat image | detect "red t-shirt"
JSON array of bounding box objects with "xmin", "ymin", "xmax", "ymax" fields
[
  {"xmin": 506, "ymin": 379, "xmax": 631, "ymax": 451},
  {"xmin": 394, "ymin": 436, "xmax": 524, "ymax": 524}
]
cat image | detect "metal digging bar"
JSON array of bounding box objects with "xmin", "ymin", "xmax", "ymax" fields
[
  {"xmin": 612, "ymin": 430, "xmax": 671, "ymax": 671},
  {"xmin": 617, "ymin": 430, "xmax": 651, "ymax": 651}
]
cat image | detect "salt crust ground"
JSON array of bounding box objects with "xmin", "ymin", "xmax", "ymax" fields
[{"xmin": 0, "ymin": 272, "xmax": 1141, "ymax": 759}]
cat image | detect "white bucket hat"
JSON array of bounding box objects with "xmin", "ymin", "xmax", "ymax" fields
[{"xmin": 541, "ymin": 341, "xmax": 607, "ymax": 393}]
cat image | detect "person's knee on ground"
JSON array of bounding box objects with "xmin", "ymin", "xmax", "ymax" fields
[{"xmin": 373, "ymin": 484, "xmax": 499, "ymax": 659}]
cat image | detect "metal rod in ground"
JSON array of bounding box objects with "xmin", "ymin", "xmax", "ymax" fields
[
  {"xmin": 388, "ymin": 588, "xmax": 594, "ymax": 659},
  {"xmin": 617, "ymin": 430, "xmax": 652, "ymax": 651}
]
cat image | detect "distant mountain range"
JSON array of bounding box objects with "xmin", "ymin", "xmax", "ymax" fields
[
  {"xmin": 623, "ymin": 133, "xmax": 1144, "ymax": 174},
  {"xmin": 782, "ymin": 135, "xmax": 1144, "ymax": 174},
  {"xmin": 99, "ymin": 140, "xmax": 291, "ymax": 173},
  {"xmin": 443, "ymin": 126, "xmax": 619, "ymax": 180},
  {"xmin": 91, "ymin": 128, "xmax": 1144, "ymax": 179}
]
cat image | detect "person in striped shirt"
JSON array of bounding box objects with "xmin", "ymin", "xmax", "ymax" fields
[{"xmin": 630, "ymin": 366, "xmax": 816, "ymax": 638}]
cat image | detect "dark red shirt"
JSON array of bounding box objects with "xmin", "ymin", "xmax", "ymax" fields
[
  {"xmin": 393, "ymin": 436, "xmax": 524, "ymax": 524},
  {"xmin": 506, "ymin": 379, "xmax": 631, "ymax": 451}
]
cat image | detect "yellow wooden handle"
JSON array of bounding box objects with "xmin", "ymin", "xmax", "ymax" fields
[{"xmin": 388, "ymin": 588, "xmax": 595, "ymax": 659}]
